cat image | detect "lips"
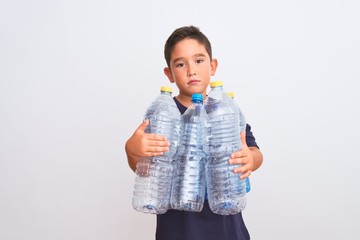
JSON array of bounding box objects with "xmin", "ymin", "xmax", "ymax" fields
[{"xmin": 188, "ymin": 79, "xmax": 200, "ymax": 84}]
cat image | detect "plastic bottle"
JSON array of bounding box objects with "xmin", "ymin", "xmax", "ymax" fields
[
  {"xmin": 204, "ymin": 81, "xmax": 247, "ymax": 215},
  {"xmin": 170, "ymin": 93, "xmax": 209, "ymax": 212},
  {"xmin": 132, "ymin": 86, "xmax": 181, "ymax": 214},
  {"xmin": 227, "ymin": 92, "xmax": 246, "ymax": 132},
  {"xmin": 228, "ymin": 91, "xmax": 250, "ymax": 193}
]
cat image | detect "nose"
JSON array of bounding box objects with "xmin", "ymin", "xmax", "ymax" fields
[{"xmin": 187, "ymin": 64, "xmax": 196, "ymax": 77}]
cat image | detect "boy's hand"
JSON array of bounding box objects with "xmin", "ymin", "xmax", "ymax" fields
[
  {"xmin": 229, "ymin": 131, "xmax": 253, "ymax": 179},
  {"xmin": 126, "ymin": 119, "xmax": 170, "ymax": 159}
]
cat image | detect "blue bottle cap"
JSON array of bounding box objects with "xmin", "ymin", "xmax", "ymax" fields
[{"xmin": 192, "ymin": 93, "xmax": 203, "ymax": 102}]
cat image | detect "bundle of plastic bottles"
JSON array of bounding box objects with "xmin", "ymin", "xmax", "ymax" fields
[{"xmin": 132, "ymin": 81, "xmax": 249, "ymax": 215}]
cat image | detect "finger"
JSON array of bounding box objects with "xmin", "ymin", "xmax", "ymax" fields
[
  {"xmin": 230, "ymin": 151, "xmax": 244, "ymax": 160},
  {"xmin": 137, "ymin": 119, "xmax": 150, "ymax": 132},
  {"xmin": 150, "ymin": 145, "xmax": 170, "ymax": 153},
  {"xmin": 147, "ymin": 133, "xmax": 168, "ymax": 142},
  {"xmin": 240, "ymin": 131, "xmax": 247, "ymax": 148},
  {"xmin": 144, "ymin": 151, "xmax": 164, "ymax": 157},
  {"xmin": 148, "ymin": 138, "xmax": 170, "ymax": 147},
  {"xmin": 233, "ymin": 162, "xmax": 251, "ymax": 173},
  {"xmin": 240, "ymin": 170, "xmax": 252, "ymax": 180},
  {"xmin": 229, "ymin": 156, "xmax": 244, "ymax": 164},
  {"xmin": 145, "ymin": 146, "xmax": 170, "ymax": 156},
  {"xmin": 145, "ymin": 151, "xmax": 164, "ymax": 157}
]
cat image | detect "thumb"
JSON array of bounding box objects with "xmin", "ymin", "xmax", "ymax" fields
[
  {"xmin": 240, "ymin": 131, "xmax": 247, "ymax": 148},
  {"xmin": 137, "ymin": 119, "xmax": 149, "ymax": 132}
]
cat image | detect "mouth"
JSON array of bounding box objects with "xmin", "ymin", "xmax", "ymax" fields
[{"xmin": 188, "ymin": 79, "xmax": 200, "ymax": 85}]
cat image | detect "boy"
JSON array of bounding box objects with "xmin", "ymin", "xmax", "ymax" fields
[{"xmin": 125, "ymin": 26, "xmax": 263, "ymax": 240}]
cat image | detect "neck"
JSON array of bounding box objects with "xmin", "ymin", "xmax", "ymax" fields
[{"xmin": 175, "ymin": 95, "xmax": 192, "ymax": 108}]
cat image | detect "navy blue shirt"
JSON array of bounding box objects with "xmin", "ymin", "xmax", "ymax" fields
[{"xmin": 156, "ymin": 97, "xmax": 259, "ymax": 240}]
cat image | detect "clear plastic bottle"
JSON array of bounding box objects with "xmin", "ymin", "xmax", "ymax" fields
[
  {"xmin": 228, "ymin": 91, "xmax": 250, "ymax": 193},
  {"xmin": 132, "ymin": 86, "xmax": 181, "ymax": 214},
  {"xmin": 170, "ymin": 93, "xmax": 209, "ymax": 212},
  {"xmin": 204, "ymin": 81, "xmax": 247, "ymax": 215}
]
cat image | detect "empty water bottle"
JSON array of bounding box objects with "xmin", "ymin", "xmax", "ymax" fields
[
  {"xmin": 132, "ymin": 86, "xmax": 181, "ymax": 214},
  {"xmin": 228, "ymin": 91, "xmax": 250, "ymax": 193},
  {"xmin": 227, "ymin": 92, "xmax": 246, "ymax": 132},
  {"xmin": 170, "ymin": 93, "xmax": 209, "ymax": 212},
  {"xmin": 204, "ymin": 81, "xmax": 247, "ymax": 215}
]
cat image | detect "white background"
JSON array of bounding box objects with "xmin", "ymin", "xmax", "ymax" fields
[{"xmin": 1, "ymin": 0, "xmax": 359, "ymax": 239}]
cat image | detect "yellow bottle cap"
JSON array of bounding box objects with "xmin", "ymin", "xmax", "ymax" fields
[
  {"xmin": 210, "ymin": 81, "xmax": 223, "ymax": 87},
  {"xmin": 227, "ymin": 91, "xmax": 235, "ymax": 98},
  {"xmin": 160, "ymin": 86, "xmax": 173, "ymax": 93}
]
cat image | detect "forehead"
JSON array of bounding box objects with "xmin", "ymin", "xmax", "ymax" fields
[{"xmin": 170, "ymin": 38, "xmax": 209, "ymax": 60}]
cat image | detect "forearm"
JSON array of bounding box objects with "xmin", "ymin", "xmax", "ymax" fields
[{"xmin": 249, "ymin": 147, "xmax": 263, "ymax": 171}]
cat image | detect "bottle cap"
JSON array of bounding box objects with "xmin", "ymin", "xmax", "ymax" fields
[
  {"xmin": 210, "ymin": 81, "xmax": 223, "ymax": 87},
  {"xmin": 227, "ymin": 91, "xmax": 235, "ymax": 98},
  {"xmin": 192, "ymin": 93, "xmax": 203, "ymax": 102},
  {"xmin": 160, "ymin": 86, "xmax": 173, "ymax": 93}
]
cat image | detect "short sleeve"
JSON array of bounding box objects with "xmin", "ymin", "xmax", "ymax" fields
[{"xmin": 245, "ymin": 124, "xmax": 259, "ymax": 149}]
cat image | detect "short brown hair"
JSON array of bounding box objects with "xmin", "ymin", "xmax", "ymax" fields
[{"xmin": 164, "ymin": 26, "xmax": 212, "ymax": 67}]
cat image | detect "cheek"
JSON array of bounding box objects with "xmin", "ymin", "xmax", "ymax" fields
[{"xmin": 172, "ymin": 70, "xmax": 185, "ymax": 80}]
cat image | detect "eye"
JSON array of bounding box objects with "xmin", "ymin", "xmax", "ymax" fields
[
  {"xmin": 196, "ymin": 59, "xmax": 204, "ymax": 64},
  {"xmin": 175, "ymin": 62, "xmax": 185, "ymax": 68}
]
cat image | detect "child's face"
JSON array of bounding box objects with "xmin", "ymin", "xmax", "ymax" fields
[{"xmin": 164, "ymin": 38, "xmax": 217, "ymax": 99}]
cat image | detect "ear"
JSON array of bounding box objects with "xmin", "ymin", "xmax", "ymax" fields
[
  {"xmin": 210, "ymin": 58, "xmax": 218, "ymax": 76},
  {"xmin": 164, "ymin": 67, "xmax": 175, "ymax": 83}
]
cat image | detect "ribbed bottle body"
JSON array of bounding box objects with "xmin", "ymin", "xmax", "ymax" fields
[
  {"xmin": 170, "ymin": 94, "xmax": 208, "ymax": 212},
  {"xmin": 205, "ymin": 84, "xmax": 247, "ymax": 215},
  {"xmin": 132, "ymin": 89, "xmax": 181, "ymax": 214},
  {"xmin": 229, "ymin": 91, "xmax": 250, "ymax": 193}
]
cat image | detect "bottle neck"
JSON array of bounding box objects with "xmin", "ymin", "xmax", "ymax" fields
[
  {"xmin": 211, "ymin": 86, "xmax": 223, "ymax": 90},
  {"xmin": 161, "ymin": 91, "xmax": 172, "ymax": 96}
]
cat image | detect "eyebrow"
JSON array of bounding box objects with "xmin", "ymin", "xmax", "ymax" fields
[{"xmin": 172, "ymin": 53, "xmax": 207, "ymax": 64}]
